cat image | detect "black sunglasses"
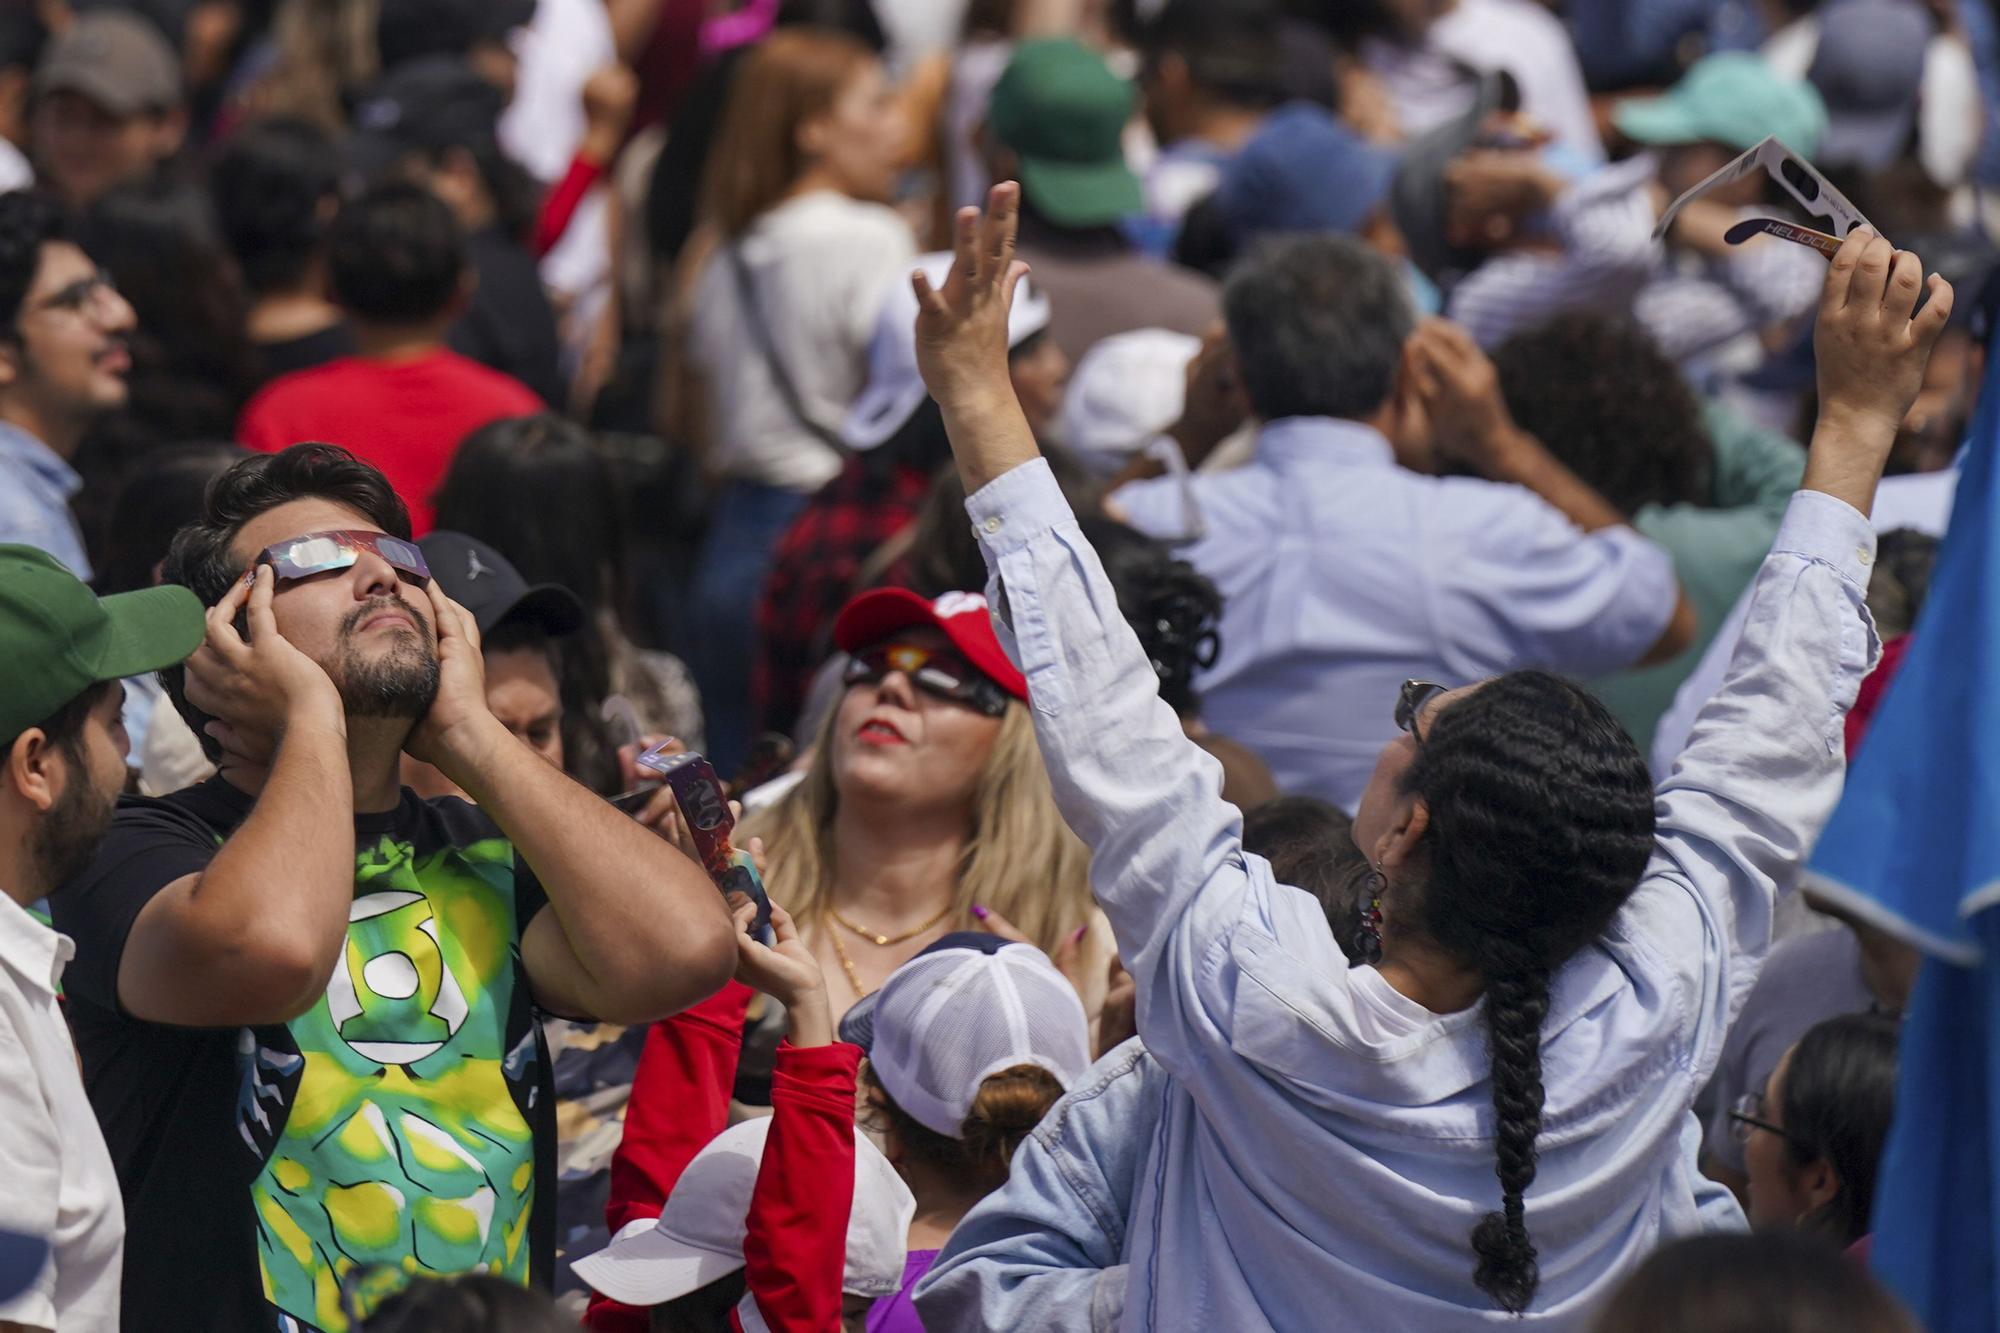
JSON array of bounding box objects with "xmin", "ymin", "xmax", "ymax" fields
[
  {"xmin": 1395, "ymin": 680, "xmax": 1448, "ymax": 742},
  {"xmin": 842, "ymin": 642, "xmax": 1010, "ymax": 718}
]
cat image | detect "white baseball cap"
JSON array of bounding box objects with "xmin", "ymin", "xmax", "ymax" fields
[
  {"xmin": 841, "ymin": 251, "xmax": 1054, "ymax": 452},
  {"xmin": 570, "ymin": 1116, "xmax": 915, "ymax": 1308},
  {"xmin": 841, "ymin": 934, "xmax": 1091, "ymax": 1139},
  {"xmin": 1055, "ymin": 328, "xmax": 1200, "ymax": 477}
]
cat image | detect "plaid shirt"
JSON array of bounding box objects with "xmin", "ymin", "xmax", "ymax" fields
[{"xmin": 754, "ymin": 456, "xmax": 933, "ymax": 739}]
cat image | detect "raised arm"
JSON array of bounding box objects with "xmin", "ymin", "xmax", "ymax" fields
[
  {"xmin": 912, "ymin": 187, "xmax": 1300, "ymax": 1080},
  {"xmin": 118, "ymin": 568, "xmax": 356, "ymax": 1026},
  {"xmin": 410, "ymin": 579, "xmax": 737, "ymax": 1025},
  {"xmin": 1627, "ymin": 229, "xmax": 1952, "ymax": 1070}
]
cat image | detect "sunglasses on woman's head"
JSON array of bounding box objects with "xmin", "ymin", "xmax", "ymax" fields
[
  {"xmin": 842, "ymin": 642, "xmax": 1010, "ymax": 718},
  {"xmin": 1395, "ymin": 679, "xmax": 1447, "ymax": 742},
  {"xmin": 257, "ymin": 530, "xmax": 430, "ymax": 586}
]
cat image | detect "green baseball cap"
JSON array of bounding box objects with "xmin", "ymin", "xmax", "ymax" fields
[
  {"xmin": 0, "ymin": 545, "xmax": 204, "ymax": 742},
  {"xmin": 989, "ymin": 38, "xmax": 1142, "ymax": 229},
  {"xmin": 1614, "ymin": 51, "xmax": 1827, "ymax": 158}
]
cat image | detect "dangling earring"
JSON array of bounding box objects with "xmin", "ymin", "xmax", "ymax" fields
[{"xmin": 1357, "ymin": 865, "xmax": 1385, "ymax": 965}]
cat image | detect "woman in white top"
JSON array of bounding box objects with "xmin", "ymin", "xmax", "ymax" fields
[{"xmin": 679, "ymin": 27, "xmax": 918, "ymax": 773}]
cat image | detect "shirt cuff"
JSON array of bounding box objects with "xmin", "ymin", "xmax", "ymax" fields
[
  {"xmin": 771, "ymin": 1039, "xmax": 861, "ymax": 1110},
  {"xmin": 1769, "ymin": 488, "xmax": 1878, "ymax": 588},
  {"xmin": 964, "ymin": 457, "xmax": 1077, "ymax": 560}
]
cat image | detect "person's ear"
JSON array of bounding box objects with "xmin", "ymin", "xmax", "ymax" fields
[
  {"xmin": 796, "ymin": 110, "xmax": 832, "ymax": 163},
  {"xmin": 152, "ymin": 105, "xmax": 189, "ymax": 157},
  {"xmin": 3, "ymin": 728, "xmax": 63, "ymax": 815},
  {"xmin": 0, "ymin": 335, "xmax": 22, "ymax": 389},
  {"xmin": 1374, "ymin": 795, "xmax": 1429, "ymax": 874},
  {"xmin": 1795, "ymin": 1156, "xmax": 1842, "ymax": 1219}
]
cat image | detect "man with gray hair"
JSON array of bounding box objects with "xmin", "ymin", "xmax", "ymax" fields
[{"xmin": 1110, "ymin": 234, "xmax": 1693, "ymax": 810}]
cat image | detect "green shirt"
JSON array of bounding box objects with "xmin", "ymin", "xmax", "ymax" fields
[{"xmin": 1589, "ymin": 401, "xmax": 1805, "ymax": 751}]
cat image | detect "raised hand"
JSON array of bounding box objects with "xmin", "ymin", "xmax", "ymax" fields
[
  {"xmin": 182, "ymin": 566, "xmax": 342, "ymax": 766},
  {"xmin": 731, "ymin": 903, "xmax": 833, "ymax": 1046},
  {"xmin": 1404, "ymin": 318, "xmax": 1516, "ymax": 474},
  {"xmin": 911, "ymin": 182, "xmax": 1045, "ymax": 492},
  {"xmin": 1807, "ymin": 229, "xmax": 1955, "ymax": 513}
]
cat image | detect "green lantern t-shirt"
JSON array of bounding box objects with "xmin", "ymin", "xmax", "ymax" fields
[{"xmin": 53, "ymin": 777, "xmax": 556, "ymax": 1332}]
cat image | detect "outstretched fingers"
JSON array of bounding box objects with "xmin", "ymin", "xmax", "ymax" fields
[{"xmin": 983, "ymin": 181, "xmax": 1019, "ymax": 290}]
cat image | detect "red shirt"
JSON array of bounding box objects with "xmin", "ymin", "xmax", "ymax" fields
[{"xmin": 237, "ymin": 349, "xmax": 542, "ymax": 533}]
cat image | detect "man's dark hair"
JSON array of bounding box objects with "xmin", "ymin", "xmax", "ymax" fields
[
  {"xmin": 1222, "ymin": 233, "xmax": 1413, "ymax": 423},
  {"xmin": 3, "ymin": 679, "xmax": 116, "ymax": 762},
  {"xmin": 0, "ymin": 190, "xmax": 71, "ymax": 333},
  {"xmin": 1591, "ymin": 1231, "xmax": 1917, "ymax": 1333},
  {"xmin": 0, "ymin": 4, "xmax": 46, "ymax": 74},
  {"xmin": 158, "ymin": 443, "xmax": 411, "ymax": 760},
  {"xmin": 1141, "ymin": 0, "xmax": 1291, "ymax": 110},
  {"xmin": 209, "ymin": 118, "xmax": 341, "ymax": 296},
  {"xmin": 327, "ymin": 181, "xmax": 466, "ymax": 325},
  {"xmin": 1493, "ymin": 313, "xmax": 1712, "ymax": 517},
  {"xmin": 1241, "ymin": 795, "xmax": 1371, "ymax": 961}
]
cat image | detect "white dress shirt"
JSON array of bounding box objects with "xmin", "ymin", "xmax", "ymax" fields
[
  {"xmin": 1113, "ymin": 417, "xmax": 1678, "ymax": 809},
  {"xmin": 0, "ymin": 896, "xmax": 123, "ymax": 1332}
]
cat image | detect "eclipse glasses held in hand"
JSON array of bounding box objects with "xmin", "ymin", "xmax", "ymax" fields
[{"xmin": 635, "ymin": 744, "xmax": 773, "ymax": 940}]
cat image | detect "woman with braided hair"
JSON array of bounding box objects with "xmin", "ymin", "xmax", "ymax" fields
[{"xmin": 905, "ymin": 186, "xmax": 1953, "ymax": 1331}]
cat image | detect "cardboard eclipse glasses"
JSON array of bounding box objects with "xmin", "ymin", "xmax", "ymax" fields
[{"xmin": 256, "ymin": 530, "xmax": 431, "ymax": 585}]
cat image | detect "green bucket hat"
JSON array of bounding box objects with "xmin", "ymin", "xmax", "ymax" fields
[
  {"xmin": 989, "ymin": 38, "xmax": 1143, "ymax": 229},
  {"xmin": 1614, "ymin": 51, "xmax": 1828, "ymax": 158},
  {"xmin": 0, "ymin": 545, "xmax": 204, "ymax": 742}
]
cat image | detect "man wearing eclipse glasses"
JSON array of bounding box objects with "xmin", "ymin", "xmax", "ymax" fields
[{"xmin": 49, "ymin": 443, "xmax": 739, "ymax": 1332}]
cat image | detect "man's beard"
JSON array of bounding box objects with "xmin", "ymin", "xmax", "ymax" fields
[
  {"xmin": 333, "ymin": 595, "xmax": 442, "ymax": 720},
  {"xmin": 31, "ymin": 756, "xmax": 116, "ymax": 892}
]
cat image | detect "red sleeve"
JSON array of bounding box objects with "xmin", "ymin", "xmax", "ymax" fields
[
  {"xmin": 583, "ymin": 981, "xmax": 753, "ymax": 1333},
  {"xmin": 738, "ymin": 1040, "xmax": 863, "ymax": 1333},
  {"xmin": 534, "ymin": 153, "xmax": 608, "ymax": 257}
]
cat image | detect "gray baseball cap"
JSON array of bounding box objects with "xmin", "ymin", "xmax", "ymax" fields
[
  {"xmin": 1808, "ymin": 0, "xmax": 1929, "ymax": 171},
  {"xmin": 33, "ymin": 10, "xmax": 180, "ymax": 117}
]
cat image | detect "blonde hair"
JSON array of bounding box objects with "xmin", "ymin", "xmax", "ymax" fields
[
  {"xmin": 699, "ymin": 29, "xmax": 880, "ymax": 237},
  {"xmin": 743, "ymin": 701, "xmax": 1093, "ymax": 955}
]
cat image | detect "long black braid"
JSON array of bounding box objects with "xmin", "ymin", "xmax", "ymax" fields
[{"xmin": 1399, "ymin": 671, "xmax": 1655, "ymax": 1315}]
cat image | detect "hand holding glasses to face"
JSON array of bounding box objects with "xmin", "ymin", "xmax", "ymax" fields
[{"xmin": 842, "ymin": 641, "xmax": 1010, "ymax": 718}]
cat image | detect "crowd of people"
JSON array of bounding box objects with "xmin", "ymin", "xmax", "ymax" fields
[{"xmin": 0, "ymin": 0, "xmax": 1984, "ymax": 1330}]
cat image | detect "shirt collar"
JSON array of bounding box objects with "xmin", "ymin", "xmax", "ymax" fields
[
  {"xmin": 0, "ymin": 894, "xmax": 75, "ymax": 994},
  {"xmin": 1253, "ymin": 416, "xmax": 1398, "ymax": 471},
  {"xmin": 0, "ymin": 420, "xmax": 80, "ymax": 500}
]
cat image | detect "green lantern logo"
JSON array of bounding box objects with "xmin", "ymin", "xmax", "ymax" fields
[{"xmin": 325, "ymin": 890, "xmax": 470, "ymax": 1066}]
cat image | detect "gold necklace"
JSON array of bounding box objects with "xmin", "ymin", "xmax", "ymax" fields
[
  {"xmin": 827, "ymin": 927, "xmax": 872, "ymax": 999},
  {"xmin": 823, "ymin": 903, "xmax": 956, "ymax": 1000},
  {"xmin": 828, "ymin": 902, "xmax": 955, "ymax": 947}
]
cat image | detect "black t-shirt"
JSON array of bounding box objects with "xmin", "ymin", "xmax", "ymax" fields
[
  {"xmin": 451, "ymin": 228, "xmax": 565, "ymax": 409},
  {"xmin": 254, "ymin": 323, "xmax": 358, "ymax": 387},
  {"xmin": 52, "ymin": 778, "xmax": 556, "ymax": 1333}
]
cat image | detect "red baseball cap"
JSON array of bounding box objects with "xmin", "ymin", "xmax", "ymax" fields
[{"xmin": 833, "ymin": 588, "xmax": 1028, "ymax": 701}]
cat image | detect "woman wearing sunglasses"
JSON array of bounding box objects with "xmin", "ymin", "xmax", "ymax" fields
[
  {"xmin": 743, "ymin": 587, "xmax": 1105, "ymax": 1029},
  {"xmin": 909, "ymin": 188, "xmax": 1950, "ymax": 1328}
]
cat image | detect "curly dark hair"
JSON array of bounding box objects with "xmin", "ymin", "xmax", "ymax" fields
[
  {"xmin": 158, "ymin": 443, "xmax": 411, "ymax": 761},
  {"xmin": 1493, "ymin": 313, "xmax": 1713, "ymax": 518},
  {"xmin": 0, "ymin": 190, "xmax": 72, "ymax": 332},
  {"xmin": 1399, "ymin": 670, "xmax": 1655, "ymax": 1313},
  {"xmin": 1079, "ymin": 517, "xmax": 1222, "ymax": 718},
  {"xmin": 327, "ymin": 181, "xmax": 466, "ymax": 325}
]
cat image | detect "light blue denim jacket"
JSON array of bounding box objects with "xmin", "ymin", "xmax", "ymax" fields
[
  {"xmin": 945, "ymin": 459, "xmax": 1875, "ymax": 1330},
  {"xmin": 916, "ymin": 1040, "xmax": 1166, "ymax": 1333}
]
